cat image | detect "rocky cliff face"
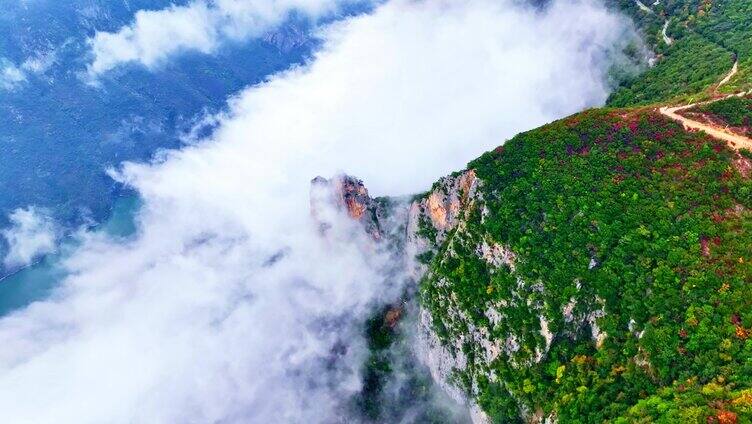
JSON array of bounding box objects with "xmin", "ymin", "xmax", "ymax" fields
[
  {"xmin": 404, "ymin": 170, "xmax": 493, "ymax": 422},
  {"xmin": 309, "ymin": 106, "xmax": 752, "ymax": 423},
  {"xmin": 405, "ymin": 171, "xmax": 621, "ymax": 423},
  {"xmin": 311, "ymin": 171, "xmax": 609, "ymax": 423},
  {"xmin": 309, "ymin": 174, "xmax": 476, "ymax": 422},
  {"xmin": 406, "ymin": 170, "xmax": 537, "ymax": 424},
  {"xmin": 310, "ymin": 174, "xmax": 387, "ymax": 241},
  {"xmin": 406, "ymin": 154, "xmax": 586, "ymax": 423},
  {"xmin": 401, "ymin": 108, "xmax": 752, "ymax": 424}
]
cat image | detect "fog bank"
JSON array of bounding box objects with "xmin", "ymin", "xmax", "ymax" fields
[{"xmin": 0, "ymin": 0, "xmax": 635, "ymax": 422}]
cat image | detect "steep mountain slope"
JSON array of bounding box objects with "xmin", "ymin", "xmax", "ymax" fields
[
  {"xmin": 606, "ymin": 0, "xmax": 752, "ymax": 106},
  {"xmin": 682, "ymin": 95, "xmax": 752, "ymax": 138},
  {"xmin": 412, "ymin": 109, "xmax": 752, "ymax": 422},
  {"xmin": 335, "ymin": 1, "xmax": 752, "ymax": 423},
  {"xmin": 399, "ymin": 3, "xmax": 752, "ymax": 422}
]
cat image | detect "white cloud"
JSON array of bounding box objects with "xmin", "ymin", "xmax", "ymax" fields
[
  {"xmin": 0, "ymin": 0, "xmax": 634, "ymax": 422},
  {"xmin": 2, "ymin": 207, "xmax": 57, "ymax": 268},
  {"xmin": 0, "ymin": 50, "xmax": 58, "ymax": 91},
  {"xmin": 0, "ymin": 61, "xmax": 27, "ymax": 90},
  {"xmin": 20, "ymin": 50, "xmax": 57, "ymax": 74},
  {"xmin": 87, "ymin": 0, "xmax": 357, "ymax": 76}
]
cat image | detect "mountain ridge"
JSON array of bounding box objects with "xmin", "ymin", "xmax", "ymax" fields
[{"xmin": 338, "ymin": 1, "xmax": 752, "ymax": 421}]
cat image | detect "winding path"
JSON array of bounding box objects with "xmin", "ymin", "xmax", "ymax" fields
[
  {"xmin": 657, "ymin": 58, "xmax": 752, "ymax": 151},
  {"xmin": 718, "ymin": 60, "xmax": 739, "ymax": 88},
  {"xmin": 635, "ymin": 0, "xmax": 653, "ymax": 13},
  {"xmin": 659, "ymin": 101, "xmax": 752, "ymax": 151},
  {"xmin": 634, "ymin": 1, "xmax": 673, "ymax": 46},
  {"xmin": 662, "ymin": 20, "xmax": 673, "ymax": 46}
]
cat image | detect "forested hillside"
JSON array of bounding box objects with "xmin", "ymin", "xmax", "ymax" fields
[
  {"xmin": 417, "ymin": 109, "xmax": 752, "ymax": 422},
  {"xmin": 396, "ymin": 1, "xmax": 752, "ymax": 422},
  {"xmin": 606, "ymin": 0, "xmax": 752, "ymax": 106},
  {"xmin": 693, "ymin": 96, "xmax": 752, "ymax": 137}
]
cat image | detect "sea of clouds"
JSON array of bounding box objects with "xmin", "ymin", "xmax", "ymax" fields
[
  {"xmin": 86, "ymin": 0, "xmax": 359, "ymax": 76},
  {"xmin": 0, "ymin": 0, "xmax": 636, "ymax": 422}
]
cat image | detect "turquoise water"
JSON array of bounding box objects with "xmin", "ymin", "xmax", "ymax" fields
[
  {"xmin": 98, "ymin": 195, "xmax": 142, "ymax": 239},
  {"xmin": 0, "ymin": 195, "xmax": 141, "ymax": 317}
]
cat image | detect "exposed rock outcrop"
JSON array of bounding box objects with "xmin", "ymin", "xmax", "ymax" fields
[
  {"xmin": 313, "ymin": 169, "xmax": 613, "ymax": 423},
  {"xmin": 310, "ymin": 174, "xmax": 386, "ymax": 240},
  {"xmin": 406, "ymin": 169, "xmax": 610, "ymax": 424},
  {"xmin": 413, "ymin": 169, "xmax": 478, "ymax": 241},
  {"xmin": 407, "ymin": 170, "xmax": 494, "ymax": 423}
]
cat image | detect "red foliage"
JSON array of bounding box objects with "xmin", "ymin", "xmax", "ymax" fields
[
  {"xmin": 733, "ymin": 155, "xmax": 752, "ymax": 179},
  {"xmin": 736, "ymin": 325, "xmax": 748, "ymax": 339},
  {"xmin": 700, "ymin": 237, "xmax": 711, "ymax": 257},
  {"xmin": 716, "ymin": 410, "xmax": 738, "ymax": 424}
]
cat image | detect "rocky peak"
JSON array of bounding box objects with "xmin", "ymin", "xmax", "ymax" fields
[
  {"xmin": 310, "ymin": 174, "xmax": 385, "ymax": 240},
  {"xmin": 408, "ymin": 170, "xmax": 479, "ymax": 246}
]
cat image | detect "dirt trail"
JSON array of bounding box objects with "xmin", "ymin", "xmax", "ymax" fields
[
  {"xmin": 634, "ymin": 1, "xmax": 672, "ymax": 45},
  {"xmin": 634, "ymin": 0, "xmax": 653, "ymax": 13},
  {"xmin": 718, "ymin": 60, "xmax": 739, "ymax": 88},
  {"xmin": 658, "ymin": 58, "xmax": 752, "ymax": 151},
  {"xmin": 662, "ymin": 20, "xmax": 673, "ymax": 46},
  {"xmin": 659, "ymin": 103, "xmax": 752, "ymax": 151}
]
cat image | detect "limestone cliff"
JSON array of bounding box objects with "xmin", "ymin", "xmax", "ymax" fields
[
  {"xmin": 310, "ymin": 174, "xmax": 386, "ymax": 241},
  {"xmin": 310, "ymin": 103, "xmax": 752, "ymax": 424},
  {"xmin": 403, "ymin": 108, "xmax": 752, "ymax": 423}
]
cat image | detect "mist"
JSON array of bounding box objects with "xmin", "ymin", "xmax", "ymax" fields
[
  {"xmin": 86, "ymin": 0, "xmax": 360, "ymax": 76},
  {"xmin": 0, "ymin": 0, "xmax": 636, "ymax": 422},
  {"xmin": 2, "ymin": 207, "xmax": 58, "ymax": 268}
]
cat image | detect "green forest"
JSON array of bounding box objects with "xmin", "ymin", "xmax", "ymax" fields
[
  {"xmin": 354, "ymin": 0, "xmax": 752, "ymax": 422},
  {"xmin": 696, "ymin": 96, "xmax": 752, "ymax": 136},
  {"xmin": 606, "ymin": 0, "xmax": 752, "ymax": 106},
  {"xmin": 421, "ymin": 109, "xmax": 752, "ymax": 422}
]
